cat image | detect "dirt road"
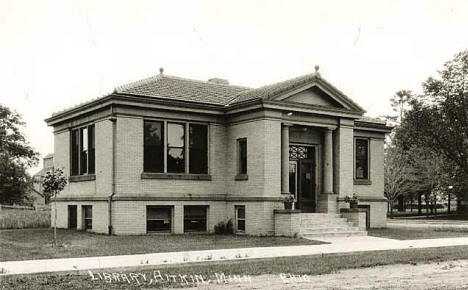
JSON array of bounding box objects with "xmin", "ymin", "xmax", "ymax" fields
[{"xmin": 179, "ymin": 259, "xmax": 468, "ymax": 290}]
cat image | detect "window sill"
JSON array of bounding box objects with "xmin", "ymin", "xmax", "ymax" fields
[
  {"xmin": 141, "ymin": 173, "xmax": 212, "ymax": 181},
  {"xmin": 69, "ymin": 174, "xmax": 96, "ymax": 182},
  {"xmin": 354, "ymin": 179, "xmax": 372, "ymax": 185},
  {"xmin": 235, "ymin": 174, "xmax": 248, "ymax": 181}
]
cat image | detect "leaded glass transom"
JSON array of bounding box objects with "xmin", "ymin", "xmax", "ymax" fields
[{"xmin": 289, "ymin": 145, "xmax": 313, "ymax": 160}]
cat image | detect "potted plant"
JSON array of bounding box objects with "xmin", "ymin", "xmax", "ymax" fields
[
  {"xmin": 282, "ymin": 194, "xmax": 295, "ymax": 210},
  {"xmin": 344, "ymin": 193, "xmax": 359, "ymax": 209}
]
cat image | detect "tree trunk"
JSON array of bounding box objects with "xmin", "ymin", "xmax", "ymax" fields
[
  {"xmin": 410, "ymin": 195, "xmax": 414, "ymax": 212},
  {"xmin": 418, "ymin": 193, "xmax": 422, "ymax": 215},
  {"xmin": 389, "ymin": 200, "xmax": 394, "ymax": 219},
  {"xmin": 448, "ymin": 193, "xmax": 451, "ymax": 213},
  {"xmin": 54, "ymin": 191, "xmax": 57, "ymax": 246},
  {"xmin": 424, "ymin": 193, "xmax": 430, "ymax": 214}
]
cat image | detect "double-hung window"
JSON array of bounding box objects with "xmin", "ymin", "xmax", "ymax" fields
[
  {"xmin": 144, "ymin": 121, "xmax": 208, "ymax": 174},
  {"xmin": 71, "ymin": 125, "xmax": 95, "ymax": 176},
  {"xmin": 355, "ymin": 138, "xmax": 369, "ymax": 180},
  {"xmin": 167, "ymin": 123, "xmax": 185, "ymax": 173}
]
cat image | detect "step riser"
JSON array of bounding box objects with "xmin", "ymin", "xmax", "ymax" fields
[
  {"xmin": 300, "ymin": 232, "xmax": 367, "ymax": 238},
  {"xmin": 297, "ymin": 213, "xmax": 367, "ymax": 238}
]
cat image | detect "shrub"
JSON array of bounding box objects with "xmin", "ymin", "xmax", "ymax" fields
[{"xmin": 214, "ymin": 219, "xmax": 234, "ymax": 235}]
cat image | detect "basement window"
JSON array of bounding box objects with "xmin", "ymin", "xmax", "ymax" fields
[
  {"xmin": 83, "ymin": 205, "xmax": 92, "ymax": 231},
  {"xmin": 184, "ymin": 206, "xmax": 207, "ymax": 232},
  {"xmin": 146, "ymin": 206, "xmax": 172, "ymax": 233},
  {"xmin": 235, "ymin": 206, "xmax": 245, "ymax": 233}
]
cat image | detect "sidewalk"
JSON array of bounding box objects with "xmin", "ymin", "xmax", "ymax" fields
[
  {"xmin": 3, "ymin": 236, "xmax": 468, "ymax": 276},
  {"xmin": 387, "ymin": 219, "xmax": 468, "ymax": 229}
]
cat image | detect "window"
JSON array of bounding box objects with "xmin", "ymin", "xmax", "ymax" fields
[
  {"xmin": 83, "ymin": 205, "xmax": 92, "ymax": 231},
  {"xmin": 144, "ymin": 121, "xmax": 164, "ymax": 172},
  {"xmin": 184, "ymin": 206, "xmax": 207, "ymax": 232},
  {"xmin": 235, "ymin": 206, "xmax": 245, "ymax": 233},
  {"xmin": 189, "ymin": 124, "xmax": 208, "ymax": 174},
  {"xmin": 238, "ymin": 139, "xmax": 247, "ymax": 174},
  {"xmin": 147, "ymin": 206, "xmax": 172, "ymax": 233},
  {"xmin": 143, "ymin": 121, "xmax": 208, "ymax": 174},
  {"xmin": 167, "ymin": 123, "xmax": 185, "ymax": 173},
  {"xmin": 355, "ymin": 138, "xmax": 369, "ymax": 180},
  {"xmin": 71, "ymin": 125, "xmax": 95, "ymax": 176}
]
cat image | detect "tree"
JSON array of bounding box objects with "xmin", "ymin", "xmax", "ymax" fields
[
  {"xmin": 408, "ymin": 146, "xmax": 449, "ymax": 215},
  {"xmin": 399, "ymin": 50, "xmax": 468, "ymax": 209},
  {"xmin": 389, "ymin": 90, "xmax": 413, "ymax": 125},
  {"xmin": 384, "ymin": 145, "xmax": 418, "ymax": 218},
  {"xmin": 42, "ymin": 168, "xmax": 67, "ymax": 245},
  {"xmin": 0, "ymin": 105, "xmax": 38, "ymax": 204}
]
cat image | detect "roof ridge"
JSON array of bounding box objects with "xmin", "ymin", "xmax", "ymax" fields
[
  {"xmin": 115, "ymin": 74, "xmax": 164, "ymax": 92},
  {"xmin": 116, "ymin": 73, "xmax": 251, "ymax": 93},
  {"xmin": 228, "ymin": 73, "xmax": 316, "ymax": 105},
  {"xmin": 161, "ymin": 74, "xmax": 251, "ymax": 90}
]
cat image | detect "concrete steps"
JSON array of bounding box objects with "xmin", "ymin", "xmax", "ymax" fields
[{"xmin": 298, "ymin": 213, "xmax": 367, "ymax": 238}]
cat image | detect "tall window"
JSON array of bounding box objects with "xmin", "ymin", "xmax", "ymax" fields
[
  {"xmin": 355, "ymin": 138, "xmax": 369, "ymax": 180},
  {"xmin": 144, "ymin": 121, "xmax": 164, "ymax": 172},
  {"xmin": 167, "ymin": 123, "xmax": 185, "ymax": 173},
  {"xmin": 143, "ymin": 121, "xmax": 208, "ymax": 174},
  {"xmin": 189, "ymin": 124, "xmax": 208, "ymax": 174},
  {"xmin": 238, "ymin": 139, "xmax": 247, "ymax": 175},
  {"xmin": 71, "ymin": 125, "xmax": 95, "ymax": 176}
]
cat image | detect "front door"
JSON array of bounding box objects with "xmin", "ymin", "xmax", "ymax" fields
[
  {"xmin": 68, "ymin": 205, "xmax": 77, "ymax": 229},
  {"xmin": 299, "ymin": 160, "xmax": 316, "ymax": 212},
  {"xmin": 289, "ymin": 145, "xmax": 317, "ymax": 212}
]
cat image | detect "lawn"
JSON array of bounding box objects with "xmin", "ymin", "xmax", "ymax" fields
[
  {"xmin": 0, "ymin": 228, "xmax": 323, "ymax": 262},
  {"xmin": 3, "ymin": 245, "xmax": 468, "ymax": 289},
  {"xmin": 0, "ymin": 209, "xmax": 50, "ymax": 229},
  {"xmin": 368, "ymin": 227, "xmax": 468, "ymax": 240}
]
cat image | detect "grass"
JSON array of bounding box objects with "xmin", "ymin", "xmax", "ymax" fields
[
  {"xmin": 3, "ymin": 245, "xmax": 468, "ymax": 289},
  {"xmin": 0, "ymin": 209, "xmax": 50, "ymax": 229},
  {"xmin": 368, "ymin": 227, "xmax": 468, "ymax": 240},
  {"xmin": 0, "ymin": 228, "xmax": 323, "ymax": 262}
]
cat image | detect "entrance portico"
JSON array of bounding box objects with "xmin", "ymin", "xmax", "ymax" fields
[{"xmin": 281, "ymin": 123, "xmax": 337, "ymax": 213}]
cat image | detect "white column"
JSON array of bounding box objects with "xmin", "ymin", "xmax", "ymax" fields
[
  {"xmin": 281, "ymin": 123, "xmax": 292, "ymax": 194},
  {"xmin": 323, "ymin": 128, "xmax": 334, "ymax": 194}
]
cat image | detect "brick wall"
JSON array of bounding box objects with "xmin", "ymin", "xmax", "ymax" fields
[
  {"xmin": 110, "ymin": 200, "xmax": 281, "ymax": 235},
  {"xmin": 51, "ymin": 201, "xmax": 109, "ymax": 234},
  {"xmin": 115, "ymin": 116, "xmax": 228, "ymax": 196},
  {"xmin": 225, "ymin": 119, "xmax": 282, "ymax": 198},
  {"xmin": 352, "ymin": 134, "xmax": 387, "ymax": 228},
  {"xmin": 353, "ymin": 138, "xmax": 385, "ymax": 197},
  {"xmin": 335, "ymin": 125, "xmax": 354, "ymax": 198},
  {"xmin": 54, "ymin": 119, "xmax": 114, "ymax": 198}
]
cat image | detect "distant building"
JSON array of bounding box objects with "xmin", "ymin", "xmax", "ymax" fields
[{"xmin": 29, "ymin": 154, "xmax": 54, "ymax": 206}]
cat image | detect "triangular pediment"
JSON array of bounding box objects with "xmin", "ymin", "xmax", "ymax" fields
[
  {"xmin": 268, "ymin": 77, "xmax": 365, "ymax": 113},
  {"xmin": 281, "ymin": 86, "xmax": 345, "ymax": 108}
]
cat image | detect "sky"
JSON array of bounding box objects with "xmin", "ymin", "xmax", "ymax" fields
[{"xmin": 1, "ymin": 0, "xmax": 468, "ymax": 174}]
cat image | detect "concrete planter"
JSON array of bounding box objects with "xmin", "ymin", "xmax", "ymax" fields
[
  {"xmin": 340, "ymin": 208, "xmax": 367, "ymax": 231},
  {"xmin": 274, "ymin": 209, "xmax": 301, "ymax": 237}
]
